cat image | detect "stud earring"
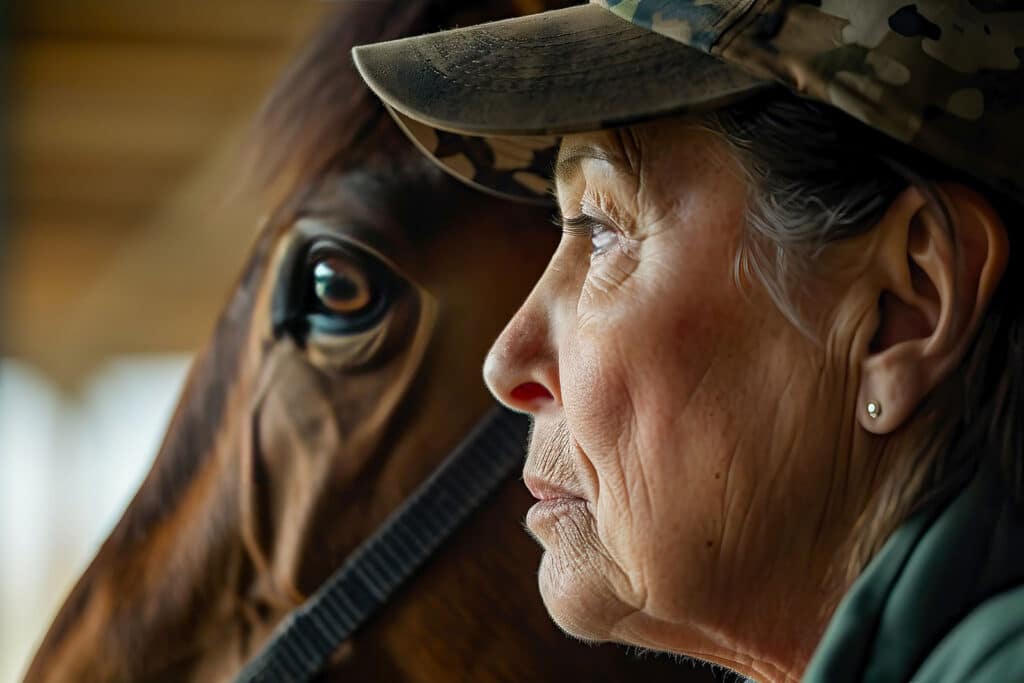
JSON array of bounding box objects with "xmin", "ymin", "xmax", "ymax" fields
[{"xmin": 866, "ymin": 401, "xmax": 882, "ymax": 419}]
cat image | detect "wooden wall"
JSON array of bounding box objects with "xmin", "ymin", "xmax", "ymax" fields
[{"xmin": 5, "ymin": 0, "xmax": 329, "ymax": 387}]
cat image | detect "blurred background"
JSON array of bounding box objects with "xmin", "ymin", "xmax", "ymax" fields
[{"xmin": 1, "ymin": 2, "xmax": 329, "ymax": 679}]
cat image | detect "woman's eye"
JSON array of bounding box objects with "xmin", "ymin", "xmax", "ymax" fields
[
  {"xmin": 560, "ymin": 214, "xmax": 621, "ymax": 258},
  {"xmin": 589, "ymin": 223, "xmax": 619, "ymax": 257}
]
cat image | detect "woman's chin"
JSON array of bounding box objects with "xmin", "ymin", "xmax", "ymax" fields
[{"xmin": 536, "ymin": 548, "xmax": 622, "ymax": 643}]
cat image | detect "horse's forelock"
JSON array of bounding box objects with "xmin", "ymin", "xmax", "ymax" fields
[
  {"xmin": 247, "ymin": 0, "xmax": 443, "ymax": 211},
  {"xmin": 246, "ymin": 0, "xmax": 562, "ymax": 213}
]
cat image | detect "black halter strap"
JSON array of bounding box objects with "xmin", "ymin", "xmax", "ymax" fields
[{"xmin": 234, "ymin": 406, "xmax": 529, "ymax": 683}]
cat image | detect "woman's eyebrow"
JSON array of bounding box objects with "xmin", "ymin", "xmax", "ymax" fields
[{"xmin": 554, "ymin": 144, "xmax": 636, "ymax": 187}]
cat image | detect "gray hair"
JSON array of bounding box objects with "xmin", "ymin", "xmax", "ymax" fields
[{"xmin": 704, "ymin": 90, "xmax": 1024, "ymax": 581}]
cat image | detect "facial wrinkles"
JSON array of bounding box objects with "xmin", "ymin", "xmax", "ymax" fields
[
  {"xmin": 638, "ymin": 198, "xmax": 761, "ymax": 617},
  {"xmin": 554, "ymin": 123, "xmax": 781, "ymax": 629},
  {"xmin": 717, "ymin": 448, "xmax": 797, "ymax": 635},
  {"xmin": 819, "ymin": 293, "xmax": 883, "ymax": 545},
  {"xmin": 528, "ymin": 418, "xmax": 642, "ymax": 618},
  {"xmin": 567, "ymin": 137, "xmax": 676, "ymax": 548},
  {"xmin": 581, "ymin": 196, "xmax": 642, "ymax": 260},
  {"xmin": 616, "ymin": 397, "xmax": 656, "ymax": 608},
  {"xmin": 528, "ymin": 419, "xmax": 584, "ymax": 496},
  {"xmin": 547, "ymin": 122, "xmax": 882, "ymax": 670},
  {"xmin": 634, "ymin": 121, "xmax": 736, "ymax": 245},
  {"xmin": 578, "ymin": 262, "xmax": 638, "ymax": 327},
  {"xmin": 593, "ymin": 217, "xmax": 707, "ymax": 607},
  {"xmin": 809, "ymin": 340, "xmax": 855, "ymax": 561},
  {"xmin": 546, "ymin": 504, "xmax": 642, "ymax": 635},
  {"xmin": 555, "ymin": 192, "xmax": 651, "ymax": 609},
  {"xmin": 631, "ymin": 136, "xmax": 682, "ymax": 243},
  {"xmin": 698, "ymin": 441, "xmax": 756, "ymax": 639},
  {"xmin": 576, "ymin": 261, "xmax": 638, "ymax": 332},
  {"xmin": 594, "ymin": 175, "xmax": 675, "ymax": 250},
  {"xmin": 570, "ymin": 161, "xmax": 648, "ymax": 324},
  {"xmin": 584, "ymin": 334, "xmax": 649, "ymax": 600},
  {"xmin": 714, "ymin": 328, "xmax": 786, "ymax": 542},
  {"xmin": 751, "ymin": 337, "xmax": 849, "ymax": 600},
  {"xmin": 580, "ymin": 188, "xmax": 635, "ymax": 236}
]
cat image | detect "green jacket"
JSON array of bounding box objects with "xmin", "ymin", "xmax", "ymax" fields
[{"xmin": 805, "ymin": 461, "xmax": 1024, "ymax": 682}]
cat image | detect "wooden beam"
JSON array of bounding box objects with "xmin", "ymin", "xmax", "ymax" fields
[
  {"xmin": 14, "ymin": 0, "xmax": 320, "ymax": 46},
  {"xmin": 4, "ymin": 1, "xmax": 331, "ymax": 387}
]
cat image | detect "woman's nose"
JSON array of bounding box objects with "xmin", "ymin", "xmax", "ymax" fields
[{"xmin": 483, "ymin": 294, "xmax": 560, "ymax": 414}]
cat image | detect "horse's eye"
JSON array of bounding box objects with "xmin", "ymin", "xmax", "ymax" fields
[
  {"xmin": 313, "ymin": 257, "xmax": 372, "ymax": 314},
  {"xmin": 302, "ymin": 244, "xmax": 393, "ymax": 336}
]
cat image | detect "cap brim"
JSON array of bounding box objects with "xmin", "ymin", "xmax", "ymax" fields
[{"xmin": 352, "ymin": 3, "xmax": 770, "ymax": 138}]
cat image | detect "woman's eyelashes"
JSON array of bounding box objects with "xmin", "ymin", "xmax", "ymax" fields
[
  {"xmin": 561, "ymin": 214, "xmax": 620, "ymax": 259},
  {"xmin": 562, "ymin": 213, "xmax": 644, "ymax": 272}
]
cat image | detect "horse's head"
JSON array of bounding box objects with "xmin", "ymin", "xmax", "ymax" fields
[
  {"xmin": 225, "ymin": 0, "xmax": 566, "ymax": 631},
  {"xmin": 26, "ymin": 1, "xmax": 556, "ymax": 678},
  {"xmin": 25, "ymin": 2, "xmax": 699, "ymax": 681},
  {"xmin": 235, "ymin": 136, "xmax": 558, "ymax": 613}
]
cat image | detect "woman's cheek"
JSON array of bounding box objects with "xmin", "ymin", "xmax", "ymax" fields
[
  {"xmin": 576, "ymin": 238, "xmax": 642, "ymax": 321},
  {"xmin": 564, "ymin": 304, "xmax": 645, "ymax": 471}
]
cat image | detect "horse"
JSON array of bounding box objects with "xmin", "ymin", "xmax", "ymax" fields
[{"xmin": 24, "ymin": 2, "xmax": 709, "ymax": 681}]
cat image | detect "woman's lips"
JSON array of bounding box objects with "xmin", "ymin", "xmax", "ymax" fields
[
  {"xmin": 523, "ymin": 475, "xmax": 584, "ymax": 502},
  {"xmin": 523, "ymin": 477, "xmax": 587, "ymax": 533},
  {"xmin": 525, "ymin": 497, "xmax": 587, "ymax": 531}
]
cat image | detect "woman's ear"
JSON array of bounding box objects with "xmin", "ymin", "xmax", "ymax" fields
[{"xmin": 858, "ymin": 182, "xmax": 1008, "ymax": 434}]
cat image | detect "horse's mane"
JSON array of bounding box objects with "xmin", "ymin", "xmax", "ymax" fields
[
  {"xmin": 247, "ymin": 0, "xmax": 480, "ymax": 213},
  {"xmin": 109, "ymin": 1, "xmax": 455, "ymax": 549},
  {"xmin": 247, "ymin": 0, "xmax": 558, "ymax": 208}
]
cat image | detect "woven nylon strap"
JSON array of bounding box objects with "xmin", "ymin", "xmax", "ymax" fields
[{"xmin": 234, "ymin": 406, "xmax": 529, "ymax": 683}]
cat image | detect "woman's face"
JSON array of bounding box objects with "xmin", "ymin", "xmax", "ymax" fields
[{"xmin": 484, "ymin": 117, "xmax": 871, "ymax": 670}]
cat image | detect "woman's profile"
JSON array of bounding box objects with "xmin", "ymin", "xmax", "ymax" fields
[{"xmin": 354, "ymin": 2, "xmax": 1024, "ymax": 681}]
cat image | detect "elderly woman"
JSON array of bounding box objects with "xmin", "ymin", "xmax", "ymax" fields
[{"xmin": 353, "ymin": 2, "xmax": 1024, "ymax": 681}]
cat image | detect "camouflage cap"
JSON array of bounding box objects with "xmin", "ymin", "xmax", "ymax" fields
[{"xmin": 353, "ymin": 1, "xmax": 1024, "ymax": 205}]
